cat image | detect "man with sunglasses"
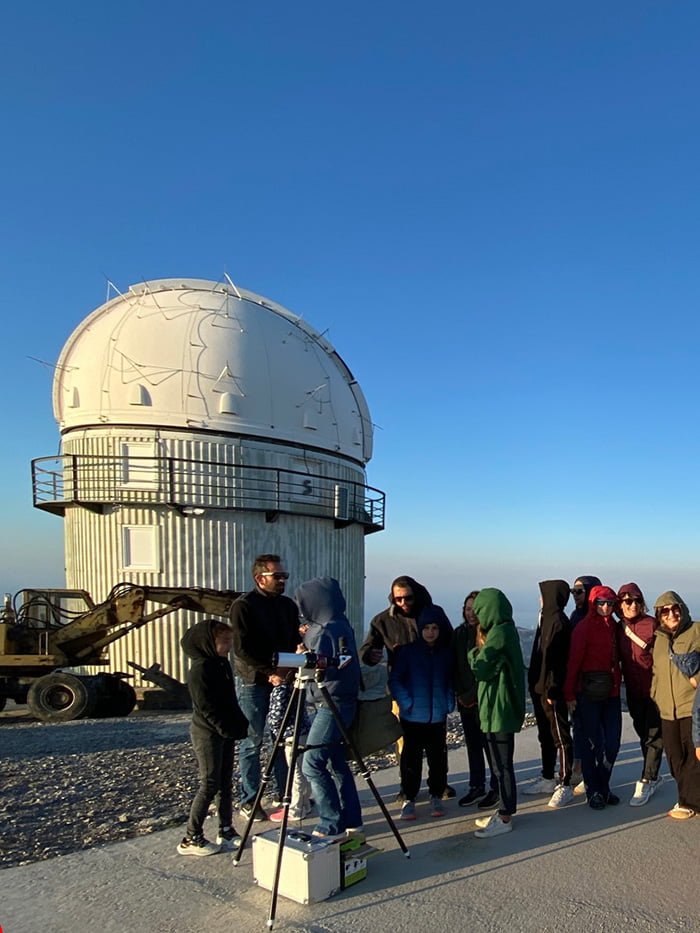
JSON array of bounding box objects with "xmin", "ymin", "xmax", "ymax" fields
[
  {"xmin": 360, "ymin": 575, "xmax": 455, "ymax": 801},
  {"xmin": 230, "ymin": 554, "xmax": 300, "ymax": 821},
  {"xmin": 616, "ymin": 583, "xmax": 663, "ymax": 806}
]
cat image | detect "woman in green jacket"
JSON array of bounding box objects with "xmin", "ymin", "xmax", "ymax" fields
[{"xmin": 468, "ymin": 588, "xmax": 526, "ymax": 838}]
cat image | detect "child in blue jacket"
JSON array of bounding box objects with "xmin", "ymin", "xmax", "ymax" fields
[{"xmin": 389, "ymin": 611, "xmax": 455, "ymax": 820}]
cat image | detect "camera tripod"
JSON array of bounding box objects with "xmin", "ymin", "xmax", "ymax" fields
[{"xmin": 232, "ymin": 663, "xmax": 410, "ymax": 929}]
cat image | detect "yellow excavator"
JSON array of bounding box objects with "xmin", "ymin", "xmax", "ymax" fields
[{"xmin": 0, "ymin": 584, "xmax": 241, "ymax": 722}]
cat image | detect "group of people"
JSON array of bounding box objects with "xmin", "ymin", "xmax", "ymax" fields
[{"xmin": 175, "ymin": 558, "xmax": 700, "ymax": 856}]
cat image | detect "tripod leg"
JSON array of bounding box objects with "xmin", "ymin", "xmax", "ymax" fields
[
  {"xmin": 232, "ymin": 682, "xmax": 298, "ymax": 865},
  {"xmin": 317, "ymin": 682, "xmax": 410, "ymax": 858},
  {"xmin": 267, "ymin": 679, "xmax": 309, "ymax": 929}
]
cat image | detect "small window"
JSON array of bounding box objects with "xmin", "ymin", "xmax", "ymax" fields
[
  {"xmin": 120, "ymin": 442, "xmax": 159, "ymax": 489},
  {"xmin": 122, "ymin": 525, "xmax": 160, "ymax": 571}
]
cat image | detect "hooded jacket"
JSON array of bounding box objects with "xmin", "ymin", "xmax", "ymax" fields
[
  {"xmin": 181, "ymin": 620, "xmax": 249, "ymax": 738},
  {"xmin": 528, "ymin": 580, "xmax": 571, "ymax": 699},
  {"xmin": 468, "ymin": 588, "xmax": 526, "ymax": 734},
  {"xmin": 295, "ymin": 577, "xmax": 361, "ymax": 705},
  {"xmin": 615, "ymin": 583, "xmax": 657, "ymax": 700},
  {"xmin": 452, "ymin": 617, "xmax": 479, "ymax": 706},
  {"xmin": 569, "ymin": 575, "xmax": 602, "ymax": 628},
  {"xmin": 389, "ymin": 612, "xmax": 455, "ymax": 724},
  {"xmin": 360, "ymin": 576, "xmax": 453, "ymax": 670},
  {"xmin": 563, "ymin": 585, "xmax": 621, "ymax": 703},
  {"xmin": 651, "ymin": 591, "xmax": 700, "ymax": 720}
]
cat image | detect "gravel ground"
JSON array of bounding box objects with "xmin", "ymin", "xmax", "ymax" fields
[{"xmin": 0, "ymin": 705, "xmax": 535, "ymax": 870}]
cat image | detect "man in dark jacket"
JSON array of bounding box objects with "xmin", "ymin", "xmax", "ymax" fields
[
  {"xmin": 177, "ymin": 619, "xmax": 248, "ymax": 856},
  {"xmin": 230, "ymin": 554, "xmax": 300, "ymax": 820},
  {"xmin": 360, "ymin": 575, "xmax": 455, "ymax": 800},
  {"xmin": 524, "ymin": 580, "xmax": 574, "ymax": 808}
]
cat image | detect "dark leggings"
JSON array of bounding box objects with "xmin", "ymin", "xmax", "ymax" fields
[
  {"xmin": 399, "ymin": 719, "xmax": 448, "ymax": 800},
  {"xmin": 186, "ymin": 724, "xmax": 235, "ymax": 838},
  {"xmin": 485, "ymin": 732, "xmax": 517, "ymax": 816}
]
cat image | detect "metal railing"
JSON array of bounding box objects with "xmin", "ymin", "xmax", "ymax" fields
[{"xmin": 32, "ymin": 455, "xmax": 385, "ymax": 533}]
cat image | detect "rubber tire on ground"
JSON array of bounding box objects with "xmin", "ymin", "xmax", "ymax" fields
[
  {"xmin": 26, "ymin": 673, "xmax": 96, "ymax": 723},
  {"xmin": 91, "ymin": 676, "xmax": 137, "ymax": 718}
]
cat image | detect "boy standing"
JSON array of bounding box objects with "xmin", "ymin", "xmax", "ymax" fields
[
  {"xmin": 177, "ymin": 619, "xmax": 249, "ymax": 856},
  {"xmin": 389, "ymin": 613, "xmax": 455, "ymax": 820}
]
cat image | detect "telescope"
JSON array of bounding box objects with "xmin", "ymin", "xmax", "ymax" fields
[{"xmin": 273, "ymin": 650, "xmax": 352, "ymax": 672}]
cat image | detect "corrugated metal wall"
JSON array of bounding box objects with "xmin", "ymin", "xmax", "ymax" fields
[{"xmin": 61, "ymin": 429, "xmax": 369, "ymax": 684}]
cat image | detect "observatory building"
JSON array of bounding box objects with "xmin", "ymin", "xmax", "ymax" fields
[{"xmin": 32, "ymin": 278, "xmax": 384, "ymax": 681}]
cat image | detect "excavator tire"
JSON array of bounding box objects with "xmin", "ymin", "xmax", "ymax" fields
[
  {"xmin": 27, "ymin": 673, "xmax": 96, "ymax": 723},
  {"xmin": 91, "ymin": 675, "xmax": 137, "ymax": 718}
]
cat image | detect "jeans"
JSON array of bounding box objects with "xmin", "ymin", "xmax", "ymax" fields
[
  {"xmin": 301, "ymin": 701, "xmax": 362, "ymax": 835},
  {"xmin": 577, "ymin": 693, "xmax": 621, "ymax": 799},
  {"xmin": 399, "ymin": 720, "xmax": 448, "ymax": 800},
  {"xmin": 187, "ymin": 724, "xmax": 235, "ymax": 838},
  {"xmin": 485, "ymin": 732, "xmax": 517, "ymax": 816},
  {"xmin": 458, "ymin": 704, "xmax": 498, "ymax": 792},
  {"xmin": 237, "ymin": 683, "xmax": 288, "ymax": 803}
]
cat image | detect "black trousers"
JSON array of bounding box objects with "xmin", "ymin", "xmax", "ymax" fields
[
  {"xmin": 399, "ymin": 719, "xmax": 448, "ymax": 800},
  {"xmin": 532, "ymin": 690, "xmax": 573, "ymax": 785},
  {"xmin": 458, "ymin": 704, "xmax": 498, "ymax": 792},
  {"xmin": 627, "ymin": 695, "xmax": 663, "ymax": 782},
  {"xmin": 661, "ymin": 717, "xmax": 700, "ymax": 811},
  {"xmin": 186, "ymin": 723, "xmax": 235, "ymax": 838}
]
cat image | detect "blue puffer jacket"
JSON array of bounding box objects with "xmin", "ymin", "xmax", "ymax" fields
[{"xmin": 388, "ymin": 612, "xmax": 455, "ymax": 724}]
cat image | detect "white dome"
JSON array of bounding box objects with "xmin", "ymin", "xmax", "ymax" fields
[{"xmin": 54, "ymin": 279, "xmax": 373, "ymax": 463}]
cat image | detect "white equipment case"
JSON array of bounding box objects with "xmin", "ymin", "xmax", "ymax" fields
[{"xmin": 252, "ymin": 829, "xmax": 341, "ymax": 904}]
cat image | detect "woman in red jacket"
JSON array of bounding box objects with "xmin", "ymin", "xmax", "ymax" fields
[{"xmin": 564, "ymin": 585, "xmax": 622, "ymax": 810}]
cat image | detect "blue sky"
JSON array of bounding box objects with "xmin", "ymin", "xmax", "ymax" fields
[{"xmin": 2, "ymin": 1, "xmax": 699, "ymax": 627}]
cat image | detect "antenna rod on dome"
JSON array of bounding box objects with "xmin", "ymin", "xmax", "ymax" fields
[
  {"xmin": 223, "ymin": 272, "xmax": 242, "ymax": 298},
  {"xmin": 104, "ymin": 278, "xmax": 125, "ymax": 302}
]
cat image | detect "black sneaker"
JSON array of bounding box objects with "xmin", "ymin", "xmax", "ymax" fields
[
  {"xmin": 216, "ymin": 826, "xmax": 242, "ymax": 849},
  {"xmin": 442, "ymin": 784, "xmax": 456, "ymax": 800},
  {"xmin": 240, "ymin": 801, "xmax": 268, "ymax": 822},
  {"xmin": 477, "ymin": 789, "xmax": 500, "ymax": 809},
  {"xmin": 176, "ymin": 835, "xmax": 220, "ymax": 857},
  {"xmin": 606, "ymin": 792, "xmax": 620, "ymax": 806},
  {"xmin": 459, "ymin": 787, "xmax": 486, "ymax": 807},
  {"xmin": 589, "ymin": 793, "xmax": 606, "ymax": 810}
]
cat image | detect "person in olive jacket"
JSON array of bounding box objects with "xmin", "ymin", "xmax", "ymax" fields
[
  {"xmin": 650, "ymin": 590, "xmax": 700, "ymax": 819},
  {"xmin": 468, "ymin": 588, "xmax": 525, "ymax": 838}
]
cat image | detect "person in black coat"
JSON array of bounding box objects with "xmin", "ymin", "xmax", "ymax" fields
[{"xmin": 177, "ymin": 619, "xmax": 248, "ymax": 857}]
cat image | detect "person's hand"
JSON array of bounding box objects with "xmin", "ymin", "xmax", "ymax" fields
[
  {"xmin": 567, "ymin": 700, "xmax": 576, "ymax": 712},
  {"xmin": 690, "ymin": 676, "xmax": 698, "ymax": 689},
  {"xmin": 545, "ymin": 698, "xmax": 554, "ymax": 706},
  {"xmin": 695, "ymin": 746, "xmax": 700, "ymax": 762},
  {"xmin": 476, "ymin": 627, "xmax": 486, "ymax": 649},
  {"xmin": 295, "ymin": 642, "xmax": 306, "ymax": 654},
  {"xmin": 268, "ymin": 673, "xmax": 284, "ymax": 686},
  {"xmin": 368, "ymin": 648, "xmax": 383, "ymax": 664}
]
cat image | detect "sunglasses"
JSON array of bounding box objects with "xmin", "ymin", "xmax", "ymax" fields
[
  {"xmin": 620, "ymin": 597, "xmax": 642, "ymax": 605},
  {"xmin": 595, "ymin": 598, "xmax": 616, "ymax": 606},
  {"xmin": 394, "ymin": 595, "xmax": 414, "ymax": 603},
  {"xmin": 259, "ymin": 571, "xmax": 289, "ymax": 580},
  {"xmin": 570, "ymin": 588, "xmax": 585, "ymax": 596},
  {"xmin": 660, "ymin": 605, "xmax": 681, "ymax": 616}
]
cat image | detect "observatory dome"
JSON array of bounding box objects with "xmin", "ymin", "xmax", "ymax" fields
[{"xmin": 54, "ymin": 279, "xmax": 373, "ymax": 463}]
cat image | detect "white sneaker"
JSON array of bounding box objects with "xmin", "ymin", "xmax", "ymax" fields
[
  {"xmin": 474, "ymin": 810, "xmax": 499, "ymax": 829},
  {"xmin": 474, "ymin": 814, "xmax": 513, "ymax": 838},
  {"xmin": 548, "ymin": 784, "xmax": 574, "ymax": 808},
  {"xmin": 522, "ymin": 776, "xmax": 557, "ymax": 795},
  {"xmin": 629, "ymin": 780, "xmax": 655, "ymax": 807},
  {"xmin": 573, "ymin": 781, "xmax": 587, "ymax": 796}
]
